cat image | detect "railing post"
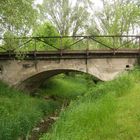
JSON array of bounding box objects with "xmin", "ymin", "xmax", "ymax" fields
[
  {"xmin": 113, "ymin": 36, "xmax": 115, "ymax": 48},
  {"xmin": 139, "ymin": 37, "xmax": 140, "ymax": 48},
  {"xmin": 34, "ymin": 38, "xmax": 37, "ymax": 59},
  {"xmin": 120, "ymin": 36, "xmax": 122, "ymax": 47},
  {"xmin": 34, "ymin": 38, "xmax": 37, "ymax": 52},
  {"xmin": 127, "ymin": 35, "xmax": 129, "ymax": 48},
  {"xmin": 112, "ymin": 36, "xmax": 116, "ymax": 55},
  {"xmin": 139, "ymin": 37, "xmax": 140, "ymax": 54},
  {"xmin": 86, "ymin": 36, "xmax": 89, "ymax": 55},
  {"xmin": 60, "ymin": 36, "xmax": 63, "ymax": 56},
  {"xmin": 34, "ymin": 38, "xmax": 38, "ymax": 70},
  {"xmin": 86, "ymin": 37, "xmax": 89, "ymax": 73}
]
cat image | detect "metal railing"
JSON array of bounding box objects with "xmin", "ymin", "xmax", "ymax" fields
[{"xmin": 0, "ymin": 35, "xmax": 140, "ymax": 53}]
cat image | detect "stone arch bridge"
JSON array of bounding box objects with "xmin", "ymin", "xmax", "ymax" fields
[
  {"xmin": 0, "ymin": 35, "xmax": 140, "ymax": 91},
  {"xmin": 0, "ymin": 50, "xmax": 139, "ymax": 91}
]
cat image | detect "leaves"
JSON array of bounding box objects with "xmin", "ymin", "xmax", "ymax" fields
[
  {"xmin": 39, "ymin": 0, "xmax": 92, "ymax": 36},
  {"xmin": 89, "ymin": 0, "xmax": 140, "ymax": 35},
  {"xmin": 0, "ymin": 0, "xmax": 37, "ymax": 35}
]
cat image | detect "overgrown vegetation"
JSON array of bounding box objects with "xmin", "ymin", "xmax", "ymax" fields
[
  {"xmin": 40, "ymin": 70, "xmax": 140, "ymax": 140},
  {"xmin": 0, "ymin": 67, "xmax": 140, "ymax": 140},
  {"xmin": 0, "ymin": 73, "xmax": 92, "ymax": 140},
  {"xmin": 0, "ymin": 82, "xmax": 58, "ymax": 140},
  {"xmin": 39, "ymin": 74, "xmax": 90, "ymax": 100}
]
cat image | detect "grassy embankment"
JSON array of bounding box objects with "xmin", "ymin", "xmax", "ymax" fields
[
  {"xmin": 0, "ymin": 73, "xmax": 90, "ymax": 140},
  {"xmin": 0, "ymin": 82, "xmax": 59, "ymax": 140},
  {"xmin": 41, "ymin": 70, "xmax": 140, "ymax": 140},
  {"xmin": 1, "ymin": 70, "xmax": 140, "ymax": 140}
]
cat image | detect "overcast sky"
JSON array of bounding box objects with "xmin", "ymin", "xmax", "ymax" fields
[{"xmin": 35, "ymin": 0, "xmax": 103, "ymax": 10}]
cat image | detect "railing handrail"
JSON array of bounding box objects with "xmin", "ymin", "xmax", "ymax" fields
[
  {"xmin": 0, "ymin": 35, "xmax": 140, "ymax": 54},
  {"xmin": 0, "ymin": 35, "xmax": 140, "ymax": 40}
]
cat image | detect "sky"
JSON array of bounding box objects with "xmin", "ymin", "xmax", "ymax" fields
[
  {"xmin": 35, "ymin": 0, "xmax": 43, "ymax": 4},
  {"xmin": 35, "ymin": 0, "xmax": 103, "ymax": 10}
]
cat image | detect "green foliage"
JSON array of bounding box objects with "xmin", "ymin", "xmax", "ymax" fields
[
  {"xmin": 39, "ymin": 0, "xmax": 93, "ymax": 36},
  {"xmin": 0, "ymin": 0, "xmax": 37, "ymax": 35},
  {"xmin": 33, "ymin": 22, "xmax": 74, "ymax": 50},
  {"xmin": 33, "ymin": 22, "xmax": 60, "ymax": 51},
  {"xmin": 40, "ymin": 74, "xmax": 89, "ymax": 100},
  {"xmin": 87, "ymin": 0, "xmax": 140, "ymax": 49},
  {"xmin": 34, "ymin": 22, "xmax": 59, "ymax": 37},
  {"xmin": 87, "ymin": 74, "xmax": 134, "ymax": 99},
  {"xmin": 0, "ymin": 0, "xmax": 38, "ymax": 52},
  {"xmin": 89, "ymin": 0, "xmax": 140, "ymax": 35},
  {"xmin": 0, "ymin": 81, "xmax": 58, "ymax": 140},
  {"xmin": 41, "ymin": 95, "xmax": 117, "ymax": 140},
  {"xmin": 2, "ymin": 31, "xmax": 19, "ymax": 51},
  {"xmin": 40, "ymin": 70, "xmax": 140, "ymax": 140}
]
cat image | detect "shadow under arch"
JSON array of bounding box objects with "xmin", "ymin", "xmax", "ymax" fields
[{"xmin": 18, "ymin": 69, "xmax": 101, "ymax": 93}]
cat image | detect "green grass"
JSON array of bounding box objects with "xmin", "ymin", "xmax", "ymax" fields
[
  {"xmin": 0, "ymin": 73, "xmax": 91, "ymax": 140},
  {"xmin": 39, "ymin": 74, "xmax": 89, "ymax": 100},
  {"xmin": 40, "ymin": 70, "xmax": 140, "ymax": 140},
  {"xmin": 0, "ymin": 82, "xmax": 59, "ymax": 140}
]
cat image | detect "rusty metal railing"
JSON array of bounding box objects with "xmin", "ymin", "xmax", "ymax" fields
[{"xmin": 0, "ymin": 35, "xmax": 140, "ymax": 53}]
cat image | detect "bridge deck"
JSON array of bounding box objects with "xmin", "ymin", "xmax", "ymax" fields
[{"xmin": 0, "ymin": 49, "xmax": 140, "ymax": 60}]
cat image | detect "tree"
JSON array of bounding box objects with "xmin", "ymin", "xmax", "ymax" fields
[
  {"xmin": 34, "ymin": 22, "xmax": 59, "ymax": 37},
  {"xmin": 33, "ymin": 22, "xmax": 73, "ymax": 50},
  {"xmin": 0, "ymin": 0, "xmax": 37, "ymax": 36},
  {"xmin": 86, "ymin": 0, "xmax": 140, "ymax": 49},
  {"xmin": 39, "ymin": 0, "xmax": 94, "ymax": 36},
  {"xmin": 87, "ymin": 0, "xmax": 140, "ymax": 35},
  {"xmin": 33, "ymin": 22, "xmax": 60, "ymax": 50}
]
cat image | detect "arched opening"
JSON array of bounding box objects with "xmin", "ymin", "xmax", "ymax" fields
[
  {"xmin": 18, "ymin": 69, "xmax": 101, "ymax": 93},
  {"xmin": 16, "ymin": 70, "xmax": 102, "ymax": 139}
]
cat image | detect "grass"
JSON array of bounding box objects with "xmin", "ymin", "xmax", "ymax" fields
[
  {"xmin": 0, "ymin": 82, "xmax": 59, "ymax": 140},
  {"xmin": 39, "ymin": 74, "xmax": 89, "ymax": 100},
  {"xmin": 1, "ymin": 70, "xmax": 140, "ymax": 140},
  {"xmin": 0, "ymin": 73, "xmax": 90, "ymax": 140},
  {"xmin": 40, "ymin": 70, "xmax": 140, "ymax": 140},
  {"xmin": 115, "ymin": 83, "xmax": 140, "ymax": 139}
]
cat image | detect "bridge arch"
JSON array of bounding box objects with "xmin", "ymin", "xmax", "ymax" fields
[
  {"xmin": 17, "ymin": 69, "xmax": 100, "ymax": 92},
  {"xmin": 0, "ymin": 57, "xmax": 136, "ymax": 91}
]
